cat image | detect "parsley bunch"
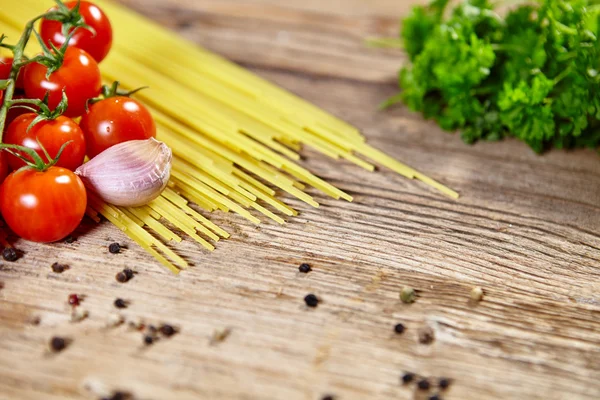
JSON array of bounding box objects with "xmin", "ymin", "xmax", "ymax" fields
[{"xmin": 382, "ymin": 0, "xmax": 600, "ymax": 153}]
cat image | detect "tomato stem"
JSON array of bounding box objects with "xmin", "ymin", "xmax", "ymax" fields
[{"xmin": 0, "ymin": 140, "xmax": 72, "ymax": 172}]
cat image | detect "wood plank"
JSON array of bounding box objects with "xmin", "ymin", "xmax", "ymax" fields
[{"xmin": 0, "ymin": 1, "xmax": 599, "ymax": 400}]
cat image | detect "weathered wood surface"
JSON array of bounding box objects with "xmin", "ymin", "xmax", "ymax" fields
[{"xmin": 1, "ymin": 1, "xmax": 599, "ymax": 399}]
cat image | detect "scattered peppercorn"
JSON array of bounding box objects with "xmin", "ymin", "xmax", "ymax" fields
[
  {"xmin": 116, "ymin": 272, "xmax": 128, "ymax": 283},
  {"xmin": 148, "ymin": 325, "xmax": 157, "ymax": 333},
  {"xmin": 429, "ymin": 395, "xmax": 442, "ymax": 400},
  {"xmin": 68, "ymin": 294, "xmax": 81, "ymax": 307},
  {"xmin": 115, "ymin": 268, "xmax": 135, "ymax": 283},
  {"xmin": 471, "ymin": 287, "xmax": 484, "ymax": 302},
  {"xmin": 298, "ymin": 263, "xmax": 312, "ymax": 273},
  {"xmin": 417, "ymin": 379, "xmax": 431, "ymax": 390},
  {"xmin": 114, "ymin": 298, "xmax": 128, "ymax": 309},
  {"xmin": 439, "ymin": 378, "xmax": 451, "ymax": 390},
  {"xmin": 71, "ymin": 308, "xmax": 89, "ymax": 323},
  {"xmin": 304, "ymin": 294, "xmax": 319, "ymax": 307},
  {"xmin": 103, "ymin": 391, "xmax": 131, "ymax": 400},
  {"xmin": 51, "ymin": 262, "xmax": 69, "ymax": 273},
  {"xmin": 123, "ymin": 269, "xmax": 134, "ymax": 280},
  {"xmin": 143, "ymin": 335, "xmax": 154, "ymax": 345},
  {"xmin": 159, "ymin": 324, "xmax": 176, "ymax": 337},
  {"xmin": 402, "ymin": 372, "xmax": 415, "ymax": 384},
  {"xmin": 106, "ymin": 314, "xmax": 125, "ymax": 328},
  {"xmin": 321, "ymin": 396, "xmax": 335, "ymax": 400},
  {"xmin": 2, "ymin": 247, "xmax": 18, "ymax": 262},
  {"xmin": 50, "ymin": 336, "xmax": 68, "ymax": 352},
  {"xmin": 210, "ymin": 328, "xmax": 232, "ymax": 345},
  {"xmin": 400, "ymin": 286, "xmax": 416, "ymax": 304},
  {"xmin": 418, "ymin": 326, "xmax": 435, "ymax": 345},
  {"xmin": 394, "ymin": 323, "xmax": 405, "ymax": 334},
  {"xmin": 108, "ymin": 243, "xmax": 121, "ymax": 254},
  {"xmin": 128, "ymin": 317, "xmax": 145, "ymax": 331},
  {"xmin": 64, "ymin": 235, "xmax": 76, "ymax": 244}
]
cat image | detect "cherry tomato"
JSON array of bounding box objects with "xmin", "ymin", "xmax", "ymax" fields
[
  {"xmin": 0, "ymin": 166, "xmax": 87, "ymax": 243},
  {"xmin": 4, "ymin": 114, "xmax": 86, "ymax": 171},
  {"xmin": 0, "ymin": 152, "xmax": 8, "ymax": 184},
  {"xmin": 80, "ymin": 96, "xmax": 156, "ymax": 158},
  {"xmin": 40, "ymin": 1, "xmax": 112, "ymax": 63},
  {"xmin": 0, "ymin": 57, "xmax": 25, "ymax": 88},
  {"xmin": 23, "ymin": 47, "xmax": 101, "ymax": 118}
]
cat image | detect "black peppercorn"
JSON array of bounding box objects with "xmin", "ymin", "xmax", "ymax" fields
[
  {"xmin": 417, "ymin": 379, "xmax": 430, "ymax": 390},
  {"xmin": 2, "ymin": 247, "xmax": 18, "ymax": 262},
  {"xmin": 114, "ymin": 298, "xmax": 128, "ymax": 309},
  {"xmin": 123, "ymin": 269, "xmax": 134, "ymax": 280},
  {"xmin": 51, "ymin": 262, "xmax": 69, "ymax": 273},
  {"xmin": 105, "ymin": 391, "xmax": 131, "ymax": 400},
  {"xmin": 401, "ymin": 372, "xmax": 415, "ymax": 384},
  {"xmin": 439, "ymin": 378, "xmax": 451, "ymax": 390},
  {"xmin": 144, "ymin": 335, "xmax": 154, "ymax": 345},
  {"xmin": 108, "ymin": 243, "xmax": 121, "ymax": 254},
  {"xmin": 160, "ymin": 324, "xmax": 176, "ymax": 337},
  {"xmin": 429, "ymin": 395, "xmax": 442, "ymax": 400},
  {"xmin": 50, "ymin": 336, "xmax": 68, "ymax": 352},
  {"xmin": 116, "ymin": 272, "xmax": 128, "ymax": 283},
  {"xmin": 64, "ymin": 235, "xmax": 76, "ymax": 244},
  {"xmin": 321, "ymin": 396, "xmax": 335, "ymax": 400},
  {"xmin": 298, "ymin": 263, "xmax": 312, "ymax": 273},
  {"xmin": 304, "ymin": 294, "xmax": 319, "ymax": 307},
  {"xmin": 394, "ymin": 323, "xmax": 405, "ymax": 334}
]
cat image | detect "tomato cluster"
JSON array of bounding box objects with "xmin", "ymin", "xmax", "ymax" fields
[{"xmin": 0, "ymin": 1, "xmax": 156, "ymax": 243}]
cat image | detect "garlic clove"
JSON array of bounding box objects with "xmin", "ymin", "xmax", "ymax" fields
[{"xmin": 75, "ymin": 138, "xmax": 172, "ymax": 207}]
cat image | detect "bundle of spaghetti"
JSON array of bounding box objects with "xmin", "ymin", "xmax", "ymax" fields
[{"xmin": 0, "ymin": 0, "xmax": 458, "ymax": 273}]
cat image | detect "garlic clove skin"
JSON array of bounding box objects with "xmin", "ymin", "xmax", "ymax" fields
[{"xmin": 75, "ymin": 138, "xmax": 172, "ymax": 207}]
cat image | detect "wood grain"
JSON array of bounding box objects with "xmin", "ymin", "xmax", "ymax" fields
[{"xmin": 1, "ymin": 1, "xmax": 599, "ymax": 400}]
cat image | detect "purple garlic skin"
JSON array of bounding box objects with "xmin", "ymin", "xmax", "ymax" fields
[{"xmin": 75, "ymin": 138, "xmax": 172, "ymax": 207}]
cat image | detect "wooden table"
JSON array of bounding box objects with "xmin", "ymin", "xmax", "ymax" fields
[{"xmin": 1, "ymin": 1, "xmax": 599, "ymax": 399}]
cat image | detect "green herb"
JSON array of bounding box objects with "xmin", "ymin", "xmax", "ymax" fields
[{"xmin": 379, "ymin": 0, "xmax": 600, "ymax": 153}]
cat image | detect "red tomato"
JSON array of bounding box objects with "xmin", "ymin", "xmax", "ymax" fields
[
  {"xmin": 0, "ymin": 57, "xmax": 11, "ymax": 82},
  {"xmin": 0, "ymin": 166, "xmax": 87, "ymax": 243},
  {"xmin": 40, "ymin": 1, "xmax": 112, "ymax": 63},
  {"xmin": 80, "ymin": 96, "xmax": 156, "ymax": 158},
  {"xmin": 0, "ymin": 57, "xmax": 25, "ymax": 88},
  {"xmin": 0, "ymin": 152, "xmax": 8, "ymax": 184},
  {"xmin": 23, "ymin": 47, "xmax": 101, "ymax": 118},
  {"xmin": 4, "ymin": 114, "xmax": 86, "ymax": 171}
]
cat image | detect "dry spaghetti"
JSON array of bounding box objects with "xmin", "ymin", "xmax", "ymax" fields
[{"xmin": 0, "ymin": 0, "xmax": 458, "ymax": 273}]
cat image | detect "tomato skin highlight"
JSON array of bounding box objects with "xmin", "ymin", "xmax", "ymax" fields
[
  {"xmin": 4, "ymin": 114, "xmax": 86, "ymax": 171},
  {"xmin": 80, "ymin": 96, "xmax": 156, "ymax": 158},
  {"xmin": 23, "ymin": 47, "xmax": 101, "ymax": 118},
  {"xmin": 0, "ymin": 167, "xmax": 87, "ymax": 243},
  {"xmin": 40, "ymin": 1, "xmax": 113, "ymax": 63}
]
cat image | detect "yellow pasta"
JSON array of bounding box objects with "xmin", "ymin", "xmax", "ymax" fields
[{"xmin": 0, "ymin": 0, "xmax": 458, "ymax": 272}]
